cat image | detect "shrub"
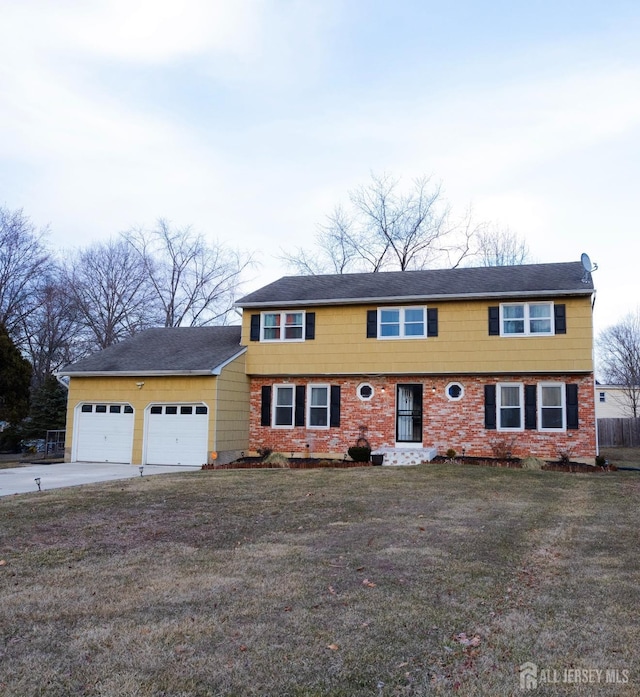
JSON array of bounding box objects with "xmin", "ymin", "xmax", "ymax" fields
[
  {"xmin": 264, "ymin": 452, "xmax": 289, "ymax": 468},
  {"xmin": 595, "ymin": 454, "xmax": 607, "ymax": 468},
  {"xmin": 348, "ymin": 446, "xmax": 371, "ymax": 462},
  {"xmin": 556, "ymin": 449, "xmax": 573, "ymax": 466},
  {"xmin": 490, "ymin": 437, "xmax": 516, "ymax": 459},
  {"xmin": 521, "ymin": 457, "xmax": 545, "ymax": 470},
  {"xmin": 445, "ymin": 448, "xmax": 456, "ymax": 459}
]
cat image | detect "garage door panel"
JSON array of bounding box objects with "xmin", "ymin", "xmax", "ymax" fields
[
  {"xmin": 75, "ymin": 404, "xmax": 134, "ymax": 463},
  {"xmin": 145, "ymin": 405, "xmax": 209, "ymax": 466}
]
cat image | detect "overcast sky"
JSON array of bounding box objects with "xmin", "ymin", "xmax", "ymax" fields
[{"xmin": 1, "ymin": 1, "xmax": 638, "ymax": 334}]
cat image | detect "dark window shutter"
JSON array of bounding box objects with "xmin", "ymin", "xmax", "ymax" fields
[
  {"xmin": 295, "ymin": 386, "xmax": 305, "ymax": 427},
  {"xmin": 261, "ymin": 386, "xmax": 272, "ymax": 426},
  {"xmin": 330, "ymin": 385, "xmax": 341, "ymax": 427},
  {"xmin": 427, "ymin": 308, "xmax": 438, "ymax": 337},
  {"xmin": 366, "ymin": 310, "xmax": 378, "ymax": 338},
  {"xmin": 488, "ymin": 306, "xmax": 500, "ymax": 336},
  {"xmin": 250, "ymin": 314, "xmax": 260, "ymax": 341},
  {"xmin": 554, "ymin": 304, "xmax": 566, "ymax": 334},
  {"xmin": 484, "ymin": 385, "xmax": 497, "ymax": 429},
  {"xmin": 524, "ymin": 385, "xmax": 537, "ymax": 430},
  {"xmin": 566, "ymin": 384, "xmax": 579, "ymax": 429},
  {"xmin": 305, "ymin": 312, "xmax": 315, "ymax": 340}
]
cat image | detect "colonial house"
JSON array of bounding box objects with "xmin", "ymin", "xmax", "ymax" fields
[
  {"xmin": 59, "ymin": 326, "xmax": 249, "ymax": 466},
  {"xmin": 235, "ymin": 261, "xmax": 597, "ymax": 464}
]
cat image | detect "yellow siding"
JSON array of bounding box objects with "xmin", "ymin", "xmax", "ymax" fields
[
  {"xmin": 215, "ymin": 354, "xmax": 250, "ymax": 452},
  {"xmin": 65, "ymin": 375, "xmax": 218, "ymax": 464},
  {"xmin": 242, "ymin": 297, "xmax": 593, "ymax": 375}
]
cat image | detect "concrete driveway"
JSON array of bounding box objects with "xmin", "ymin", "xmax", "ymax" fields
[{"xmin": 0, "ymin": 462, "xmax": 201, "ymax": 497}]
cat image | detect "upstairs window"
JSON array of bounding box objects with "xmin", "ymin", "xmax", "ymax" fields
[
  {"xmin": 251, "ymin": 311, "xmax": 315, "ymax": 342},
  {"xmin": 379, "ymin": 307, "xmax": 426, "ymax": 338},
  {"xmin": 263, "ymin": 312, "xmax": 304, "ymax": 341},
  {"xmin": 501, "ymin": 303, "xmax": 553, "ymax": 336}
]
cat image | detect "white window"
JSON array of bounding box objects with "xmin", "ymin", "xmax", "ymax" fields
[
  {"xmin": 501, "ymin": 303, "xmax": 553, "ymax": 336},
  {"xmin": 273, "ymin": 385, "xmax": 295, "ymax": 427},
  {"xmin": 357, "ymin": 383, "xmax": 374, "ymax": 401},
  {"xmin": 497, "ymin": 383, "xmax": 523, "ymax": 430},
  {"xmin": 379, "ymin": 307, "xmax": 426, "ymax": 338},
  {"xmin": 307, "ymin": 384, "xmax": 329, "ymax": 428},
  {"xmin": 538, "ymin": 383, "xmax": 566, "ymax": 430},
  {"xmin": 446, "ymin": 382, "xmax": 464, "ymax": 401},
  {"xmin": 599, "ymin": 392, "xmax": 606, "ymax": 403},
  {"xmin": 262, "ymin": 312, "xmax": 304, "ymax": 341}
]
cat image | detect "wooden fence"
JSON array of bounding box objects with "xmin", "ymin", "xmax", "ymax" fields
[{"xmin": 597, "ymin": 418, "xmax": 640, "ymax": 448}]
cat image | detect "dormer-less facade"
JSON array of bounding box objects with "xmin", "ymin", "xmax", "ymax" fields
[{"xmin": 236, "ymin": 262, "xmax": 597, "ymax": 462}]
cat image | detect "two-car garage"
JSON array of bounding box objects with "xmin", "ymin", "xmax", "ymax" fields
[
  {"xmin": 73, "ymin": 403, "xmax": 210, "ymax": 467},
  {"xmin": 60, "ymin": 325, "xmax": 249, "ymax": 468}
]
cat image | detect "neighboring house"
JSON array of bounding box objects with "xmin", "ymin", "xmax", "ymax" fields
[
  {"xmin": 235, "ymin": 261, "xmax": 597, "ymax": 463},
  {"xmin": 58, "ymin": 326, "xmax": 249, "ymax": 466},
  {"xmin": 595, "ymin": 384, "xmax": 637, "ymax": 419}
]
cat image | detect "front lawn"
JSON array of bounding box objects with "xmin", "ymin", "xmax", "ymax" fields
[{"xmin": 1, "ymin": 464, "xmax": 638, "ymax": 696}]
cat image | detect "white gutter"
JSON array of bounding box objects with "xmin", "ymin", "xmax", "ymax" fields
[{"xmin": 236, "ymin": 289, "xmax": 594, "ymax": 309}]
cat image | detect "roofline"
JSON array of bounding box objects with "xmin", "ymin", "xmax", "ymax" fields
[
  {"xmin": 236, "ymin": 288, "xmax": 595, "ymax": 309},
  {"xmin": 58, "ymin": 369, "xmax": 218, "ymax": 377},
  {"xmin": 211, "ymin": 347, "xmax": 247, "ymax": 376},
  {"xmin": 57, "ymin": 347, "xmax": 247, "ymax": 378}
]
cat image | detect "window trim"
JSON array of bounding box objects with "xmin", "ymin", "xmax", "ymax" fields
[
  {"xmin": 377, "ymin": 306, "xmax": 427, "ymax": 340},
  {"xmin": 272, "ymin": 384, "xmax": 296, "ymax": 428},
  {"xmin": 500, "ymin": 302, "xmax": 554, "ymax": 337},
  {"xmin": 497, "ymin": 382, "xmax": 524, "ymax": 431},
  {"xmin": 445, "ymin": 382, "xmax": 464, "ymax": 401},
  {"xmin": 261, "ymin": 311, "xmax": 306, "ymax": 342},
  {"xmin": 538, "ymin": 382, "xmax": 567, "ymax": 431},
  {"xmin": 307, "ymin": 383, "xmax": 330, "ymax": 429},
  {"xmin": 357, "ymin": 382, "xmax": 375, "ymax": 401}
]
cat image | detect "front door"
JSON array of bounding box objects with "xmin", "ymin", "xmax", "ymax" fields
[{"xmin": 396, "ymin": 384, "xmax": 423, "ymax": 444}]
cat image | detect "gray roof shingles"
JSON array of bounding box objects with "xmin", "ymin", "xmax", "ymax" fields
[
  {"xmin": 236, "ymin": 261, "xmax": 594, "ymax": 307},
  {"xmin": 60, "ymin": 326, "xmax": 243, "ymax": 375}
]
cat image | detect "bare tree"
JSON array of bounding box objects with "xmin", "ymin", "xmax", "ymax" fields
[
  {"xmin": 475, "ymin": 225, "xmax": 531, "ymax": 266},
  {"xmin": 0, "ymin": 207, "xmax": 49, "ymax": 343},
  {"xmin": 280, "ymin": 173, "xmax": 483, "ymax": 274},
  {"xmin": 124, "ymin": 219, "xmax": 254, "ymax": 327},
  {"xmin": 597, "ymin": 309, "xmax": 640, "ymax": 417},
  {"xmin": 62, "ymin": 239, "xmax": 156, "ymax": 350},
  {"xmin": 20, "ymin": 267, "xmax": 84, "ymax": 387}
]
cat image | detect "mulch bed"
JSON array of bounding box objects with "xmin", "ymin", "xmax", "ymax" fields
[
  {"xmin": 203, "ymin": 457, "xmax": 371, "ymax": 470},
  {"xmin": 203, "ymin": 455, "xmax": 609, "ymax": 473},
  {"xmin": 431, "ymin": 455, "xmax": 609, "ymax": 473}
]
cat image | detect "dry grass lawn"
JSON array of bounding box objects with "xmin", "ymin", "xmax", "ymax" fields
[{"xmin": 1, "ymin": 462, "xmax": 639, "ymax": 696}]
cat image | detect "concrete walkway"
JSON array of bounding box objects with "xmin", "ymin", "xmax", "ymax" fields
[{"xmin": 0, "ymin": 462, "xmax": 201, "ymax": 497}]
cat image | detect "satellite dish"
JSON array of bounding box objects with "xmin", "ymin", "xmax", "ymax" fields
[
  {"xmin": 580, "ymin": 252, "xmax": 598, "ymax": 283},
  {"xmin": 581, "ymin": 253, "xmax": 597, "ymax": 272}
]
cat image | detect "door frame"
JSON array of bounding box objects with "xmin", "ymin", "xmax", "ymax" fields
[{"xmin": 395, "ymin": 384, "xmax": 424, "ymax": 446}]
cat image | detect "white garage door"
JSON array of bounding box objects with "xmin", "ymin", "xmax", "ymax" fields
[
  {"xmin": 145, "ymin": 404, "xmax": 209, "ymax": 466},
  {"xmin": 74, "ymin": 403, "xmax": 134, "ymax": 463}
]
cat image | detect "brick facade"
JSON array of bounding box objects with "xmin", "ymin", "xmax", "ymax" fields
[{"xmin": 249, "ymin": 374, "xmax": 596, "ymax": 460}]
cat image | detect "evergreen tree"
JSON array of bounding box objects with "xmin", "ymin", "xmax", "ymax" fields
[
  {"xmin": 0, "ymin": 322, "xmax": 31, "ymax": 425},
  {"xmin": 23, "ymin": 374, "xmax": 68, "ymax": 438}
]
